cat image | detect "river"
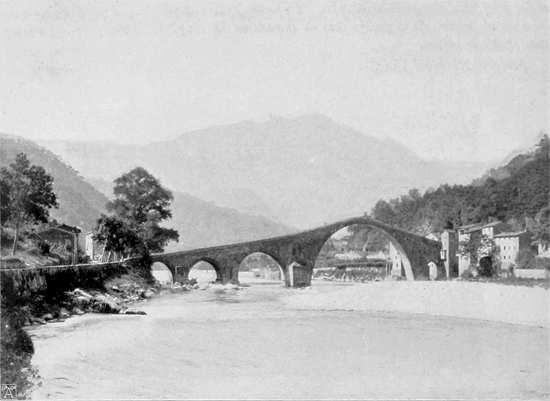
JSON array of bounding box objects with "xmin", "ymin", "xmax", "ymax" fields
[{"xmin": 28, "ymin": 277, "xmax": 549, "ymax": 399}]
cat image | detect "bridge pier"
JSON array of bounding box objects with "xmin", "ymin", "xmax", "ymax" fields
[
  {"xmin": 173, "ymin": 265, "xmax": 190, "ymax": 283},
  {"xmin": 286, "ymin": 262, "xmax": 313, "ymax": 287}
]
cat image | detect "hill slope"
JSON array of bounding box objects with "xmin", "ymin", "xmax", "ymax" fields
[
  {"xmin": 41, "ymin": 114, "xmax": 486, "ymax": 228},
  {"xmin": 0, "ymin": 134, "xmax": 108, "ymax": 232},
  {"xmin": 370, "ymin": 135, "xmax": 550, "ymax": 234},
  {"xmin": 82, "ymin": 177, "xmax": 294, "ymax": 250},
  {"xmin": 1, "ymin": 135, "xmax": 293, "ymax": 250}
]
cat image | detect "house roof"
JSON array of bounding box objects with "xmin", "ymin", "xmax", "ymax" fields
[
  {"xmin": 458, "ymin": 221, "xmax": 504, "ymax": 234},
  {"xmin": 483, "ymin": 221, "xmax": 504, "ymax": 228},
  {"xmin": 458, "ymin": 222, "xmax": 483, "ymax": 231},
  {"xmin": 38, "ymin": 224, "xmax": 81, "ymax": 237},
  {"xmin": 494, "ymin": 231, "xmax": 529, "ymax": 238},
  {"xmin": 458, "ymin": 223, "xmax": 484, "ymax": 234}
]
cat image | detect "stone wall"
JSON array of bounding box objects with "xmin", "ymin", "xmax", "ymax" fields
[{"xmin": 0, "ymin": 258, "xmax": 150, "ymax": 298}]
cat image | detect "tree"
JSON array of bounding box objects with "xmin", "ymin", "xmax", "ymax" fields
[
  {"xmin": 371, "ymin": 200, "xmax": 397, "ymax": 225},
  {"xmin": 0, "ymin": 153, "xmax": 58, "ymax": 255},
  {"xmin": 529, "ymin": 206, "xmax": 550, "ymax": 251},
  {"xmin": 95, "ymin": 167, "xmax": 179, "ymax": 257},
  {"xmin": 94, "ymin": 215, "xmax": 142, "ymax": 258}
]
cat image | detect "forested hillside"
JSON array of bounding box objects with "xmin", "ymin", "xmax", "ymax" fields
[
  {"xmin": 0, "ymin": 134, "xmax": 108, "ymax": 232},
  {"xmin": 370, "ymin": 135, "xmax": 549, "ymax": 237}
]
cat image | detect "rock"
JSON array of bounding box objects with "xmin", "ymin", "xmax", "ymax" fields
[
  {"xmin": 72, "ymin": 307, "xmax": 85, "ymax": 315},
  {"xmin": 142, "ymin": 289, "xmax": 155, "ymax": 299},
  {"xmin": 110, "ymin": 285, "xmax": 121, "ymax": 292},
  {"xmin": 31, "ymin": 317, "xmax": 46, "ymax": 325},
  {"xmin": 91, "ymin": 294, "xmax": 121, "ymax": 314},
  {"xmin": 72, "ymin": 288, "xmax": 93, "ymax": 299},
  {"xmin": 41, "ymin": 313, "xmax": 54, "ymax": 321},
  {"xmin": 123, "ymin": 309, "xmax": 147, "ymax": 315},
  {"xmin": 73, "ymin": 295, "xmax": 91, "ymax": 308},
  {"xmin": 59, "ymin": 308, "xmax": 70, "ymax": 318}
]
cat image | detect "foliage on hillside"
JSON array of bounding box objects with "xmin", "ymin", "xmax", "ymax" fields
[
  {"xmin": 1, "ymin": 153, "xmax": 58, "ymax": 255},
  {"xmin": 370, "ymin": 135, "xmax": 550, "ymax": 238},
  {"xmin": 0, "ymin": 134, "xmax": 108, "ymax": 232}
]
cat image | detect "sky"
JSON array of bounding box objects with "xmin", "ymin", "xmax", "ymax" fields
[{"xmin": 0, "ymin": 0, "xmax": 548, "ymax": 162}]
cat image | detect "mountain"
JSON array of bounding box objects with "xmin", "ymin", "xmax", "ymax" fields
[
  {"xmin": 167, "ymin": 191, "xmax": 292, "ymax": 251},
  {"xmin": 1, "ymin": 134, "xmax": 293, "ymax": 250},
  {"xmin": 40, "ymin": 114, "xmax": 487, "ymax": 228},
  {"xmin": 0, "ymin": 134, "xmax": 108, "ymax": 232},
  {"xmin": 88, "ymin": 177, "xmax": 293, "ymax": 251}
]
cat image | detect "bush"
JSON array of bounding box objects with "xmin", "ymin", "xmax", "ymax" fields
[{"xmin": 460, "ymin": 267, "xmax": 478, "ymax": 279}]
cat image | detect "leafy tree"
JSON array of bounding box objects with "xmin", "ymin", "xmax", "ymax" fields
[
  {"xmin": 94, "ymin": 167, "xmax": 179, "ymax": 257},
  {"xmin": 0, "ymin": 153, "xmax": 58, "ymax": 255},
  {"xmin": 94, "ymin": 215, "xmax": 142, "ymax": 258},
  {"xmin": 371, "ymin": 200, "xmax": 397, "ymax": 225},
  {"xmin": 528, "ymin": 206, "xmax": 550, "ymax": 251}
]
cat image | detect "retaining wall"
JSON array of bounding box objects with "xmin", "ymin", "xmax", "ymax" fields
[{"xmin": 0, "ymin": 259, "xmax": 150, "ymax": 298}]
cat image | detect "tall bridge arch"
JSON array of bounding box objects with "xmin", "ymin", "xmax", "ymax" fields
[{"xmin": 151, "ymin": 216, "xmax": 442, "ymax": 287}]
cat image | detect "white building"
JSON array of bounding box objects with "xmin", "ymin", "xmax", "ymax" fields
[{"xmin": 494, "ymin": 231, "xmax": 531, "ymax": 271}]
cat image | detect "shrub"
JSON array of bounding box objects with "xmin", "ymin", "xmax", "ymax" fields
[{"xmin": 460, "ymin": 267, "xmax": 478, "ymax": 279}]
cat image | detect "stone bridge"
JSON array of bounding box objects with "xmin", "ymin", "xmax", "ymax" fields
[{"xmin": 151, "ymin": 216, "xmax": 442, "ymax": 287}]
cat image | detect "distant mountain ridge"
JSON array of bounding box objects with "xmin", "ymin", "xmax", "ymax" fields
[
  {"xmin": 0, "ymin": 134, "xmax": 293, "ymax": 250},
  {"xmin": 40, "ymin": 114, "xmax": 488, "ymax": 228}
]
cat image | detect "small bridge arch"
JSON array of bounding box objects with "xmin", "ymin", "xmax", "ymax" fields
[{"xmin": 238, "ymin": 251, "xmax": 285, "ymax": 283}]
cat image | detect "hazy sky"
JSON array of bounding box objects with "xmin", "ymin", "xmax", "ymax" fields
[{"xmin": 1, "ymin": 0, "xmax": 547, "ymax": 162}]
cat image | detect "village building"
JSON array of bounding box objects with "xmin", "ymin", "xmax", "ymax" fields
[
  {"xmin": 494, "ymin": 231, "xmax": 531, "ymax": 271},
  {"xmin": 36, "ymin": 223, "xmax": 82, "ymax": 264},
  {"xmin": 456, "ymin": 221, "xmax": 512, "ymax": 275},
  {"xmin": 440, "ymin": 229, "xmax": 458, "ymax": 278}
]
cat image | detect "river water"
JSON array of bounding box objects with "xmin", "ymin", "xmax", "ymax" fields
[{"xmin": 28, "ymin": 278, "xmax": 549, "ymax": 399}]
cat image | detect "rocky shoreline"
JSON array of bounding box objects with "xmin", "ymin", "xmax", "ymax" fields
[{"xmin": 21, "ymin": 275, "xmax": 199, "ymax": 327}]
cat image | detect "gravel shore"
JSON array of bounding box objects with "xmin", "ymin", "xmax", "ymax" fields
[{"xmin": 285, "ymin": 280, "xmax": 550, "ymax": 327}]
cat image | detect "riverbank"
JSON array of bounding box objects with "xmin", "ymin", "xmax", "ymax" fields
[
  {"xmin": 0, "ymin": 258, "xmax": 172, "ymax": 398},
  {"xmin": 285, "ymin": 280, "xmax": 550, "ymax": 327}
]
